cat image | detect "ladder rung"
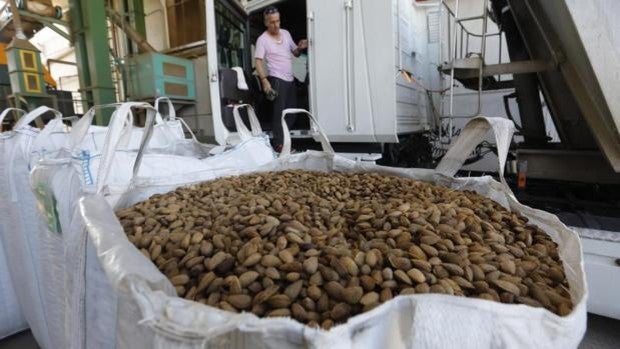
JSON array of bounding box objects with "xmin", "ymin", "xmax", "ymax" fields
[
  {"xmin": 456, "ymin": 15, "xmax": 485, "ymax": 22},
  {"xmin": 440, "ymin": 57, "xmax": 483, "ymax": 71},
  {"xmin": 440, "ymin": 60, "xmax": 554, "ymax": 79}
]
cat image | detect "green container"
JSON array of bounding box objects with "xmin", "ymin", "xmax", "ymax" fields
[
  {"xmin": 127, "ymin": 53, "xmax": 196, "ymax": 100},
  {"xmin": 5, "ymin": 39, "xmax": 46, "ymax": 96}
]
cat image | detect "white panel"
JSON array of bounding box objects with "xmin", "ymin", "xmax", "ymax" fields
[
  {"xmin": 307, "ymin": 0, "xmax": 441, "ymax": 142},
  {"xmin": 206, "ymin": 0, "xmax": 227, "ymax": 145},
  {"xmin": 582, "ymin": 247, "xmax": 620, "ymax": 319},
  {"xmin": 393, "ymin": 2, "xmax": 436, "ymax": 135},
  {"xmin": 349, "ymin": 0, "xmax": 377, "ymax": 142},
  {"xmin": 307, "ymin": 0, "xmax": 348, "ymax": 140},
  {"xmin": 565, "ymin": 0, "xmax": 620, "ymax": 170},
  {"xmin": 308, "ymin": 0, "xmax": 399, "ymax": 143},
  {"xmin": 427, "ymin": 10, "xmax": 440, "ymax": 43},
  {"xmin": 396, "ymin": 85, "xmax": 418, "ymax": 104},
  {"xmin": 144, "ymin": 0, "xmax": 169, "ymax": 51},
  {"xmin": 361, "ymin": 0, "xmax": 398, "ymax": 142}
]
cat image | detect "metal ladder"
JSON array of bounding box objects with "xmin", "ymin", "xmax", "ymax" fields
[{"xmin": 438, "ymin": 0, "xmax": 552, "ymax": 144}]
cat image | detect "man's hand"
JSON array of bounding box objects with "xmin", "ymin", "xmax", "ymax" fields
[
  {"xmin": 298, "ymin": 39, "xmax": 308, "ymax": 50},
  {"xmin": 261, "ymin": 78, "xmax": 273, "ymax": 94}
]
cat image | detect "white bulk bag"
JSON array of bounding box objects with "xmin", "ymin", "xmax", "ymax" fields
[
  {"xmin": 28, "ymin": 102, "xmax": 210, "ymax": 349},
  {"xmin": 0, "ymin": 111, "xmax": 29, "ymax": 340},
  {"xmin": 200, "ymin": 104, "xmax": 275, "ymax": 171},
  {"xmin": 79, "ymin": 109, "xmax": 587, "ymax": 349},
  {"xmin": 153, "ymin": 97, "xmax": 214, "ymax": 158},
  {"xmin": 50, "ymin": 102, "xmax": 273, "ymax": 206},
  {"xmin": 0, "ymin": 107, "xmax": 66, "ymax": 349},
  {"xmin": 30, "ymin": 102, "xmax": 275, "ymax": 349},
  {"xmin": 0, "ymin": 234, "xmax": 28, "ymax": 339},
  {"xmin": 66, "ymin": 100, "xmax": 186, "ymax": 155}
]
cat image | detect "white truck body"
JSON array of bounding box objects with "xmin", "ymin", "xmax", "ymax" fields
[{"xmin": 206, "ymin": 0, "xmax": 441, "ymax": 145}]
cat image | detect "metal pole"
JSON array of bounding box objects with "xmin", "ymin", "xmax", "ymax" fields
[
  {"xmin": 476, "ymin": 0, "xmax": 489, "ymax": 116},
  {"xmin": 498, "ymin": 31, "xmax": 502, "ymax": 82},
  {"xmin": 69, "ymin": 0, "xmax": 117, "ymax": 124},
  {"xmin": 448, "ymin": 0, "xmax": 459, "ymax": 143},
  {"xmin": 466, "ymin": 33, "xmax": 469, "ymax": 56},
  {"xmin": 438, "ymin": 2, "xmax": 443, "ymax": 139},
  {"xmin": 8, "ymin": 0, "xmax": 26, "ymax": 39},
  {"xmin": 460, "ymin": 26, "xmax": 464, "ymax": 59},
  {"xmin": 128, "ymin": 0, "xmax": 147, "ymax": 53},
  {"xmin": 106, "ymin": 6, "xmax": 156, "ymax": 53}
]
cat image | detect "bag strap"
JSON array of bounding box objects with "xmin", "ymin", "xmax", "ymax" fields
[
  {"xmin": 13, "ymin": 106, "xmax": 62, "ymax": 130},
  {"xmin": 281, "ymin": 108, "xmax": 334, "ymax": 156},
  {"xmin": 154, "ymin": 96, "xmax": 176, "ymax": 121},
  {"xmin": 68, "ymin": 101, "xmax": 169, "ymax": 152},
  {"xmin": 435, "ymin": 116, "xmax": 515, "ymax": 182},
  {"xmin": 96, "ymin": 102, "xmax": 157, "ymax": 193},
  {"xmin": 65, "ymin": 103, "xmax": 125, "ymax": 151},
  {"xmin": 0, "ymin": 108, "xmax": 26, "ymax": 127},
  {"xmin": 233, "ymin": 104, "xmax": 263, "ymax": 141},
  {"xmin": 177, "ymin": 117, "xmax": 199, "ymax": 142}
]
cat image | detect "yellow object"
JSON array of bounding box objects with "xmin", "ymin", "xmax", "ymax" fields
[
  {"xmin": 42, "ymin": 65, "xmax": 56, "ymax": 88},
  {"xmin": 0, "ymin": 42, "xmax": 57, "ymax": 88},
  {"xmin": 0, "ymin": 43, "xmax": 8, "ymax": 65},
  {"xmin": 23, "ymin": 73, "xmax": 43, "ymax": 93},
  {"xmin": 20, "ymin": 50, "xmax": 39, "ymax": 71}
]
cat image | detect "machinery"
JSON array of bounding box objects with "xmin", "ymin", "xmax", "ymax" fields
[
  {"xmin": 0, "ymin": 0, "xmax": 62, "ymax": 43},
  {"xmin": 0, "ymin": 0, "xmax": 73, "ymax": 126},
  {"xmin": 438, "ymin": 0, "xmax": 620, "ymax": 185},
  {"xmin": 126, "ymin": 52, "xmax": 196, "ymax": 101}
]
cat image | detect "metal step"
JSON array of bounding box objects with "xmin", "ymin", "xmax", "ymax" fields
[
  {"xmin": 440, "ymin": 58, "xmax": 553, "ymax": 91},
  {"xmin": 458, "ymin": 76, "xmax": 514, "ymax": 91},
  {"xmin": 441, "ymin": 57, "xmax": 483, "ymax": 71},
  {"xmin": 440, "ymin": 59, "xmax": 554, "ymax": 79}
]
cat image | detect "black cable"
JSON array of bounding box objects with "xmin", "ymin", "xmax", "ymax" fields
[{"xmin": 503, "ymin": 92, "xmax": 523, "ymax": 131}]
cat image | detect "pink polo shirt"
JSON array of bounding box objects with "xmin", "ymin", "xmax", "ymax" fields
[{"xmin": 255, "ymin": 29, "xmax": 297, "ymax": 82}]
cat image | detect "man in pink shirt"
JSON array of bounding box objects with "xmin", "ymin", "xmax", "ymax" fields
[{"xmin": 255, "ymin": 6, "xmax": 308, "ymax": 152}]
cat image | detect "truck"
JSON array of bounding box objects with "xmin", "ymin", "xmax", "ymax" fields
[{"xmin": 205, "ymin": 0, "xmax": 442, "ymax": 159}]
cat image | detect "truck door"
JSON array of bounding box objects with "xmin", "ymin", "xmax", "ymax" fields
[
  {"xmin": 205, "ymin": 0, "xmax": 249, "ymax": 145},
  {"xmin": 306, "ymin": 0, "xmax": 398, "ymax": 143}
]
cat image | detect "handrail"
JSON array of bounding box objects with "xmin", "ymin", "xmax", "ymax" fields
[
  {"xmin": 441, "ymin": 1, "xmax": 499, "ymax": 37},
  {"xmin": 440, "ymin": 0, "xmax": 501, "ymax": 145}
]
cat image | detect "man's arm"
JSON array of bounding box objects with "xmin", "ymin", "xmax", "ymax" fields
[{"xmin": 255, "ymin": 58, "xmax": 272, "ymax": 92}]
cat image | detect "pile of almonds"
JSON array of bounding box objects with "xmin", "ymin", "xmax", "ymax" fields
[{"xmin": 117, "ymin": 170, "xmax": 573, "ymax": 329}]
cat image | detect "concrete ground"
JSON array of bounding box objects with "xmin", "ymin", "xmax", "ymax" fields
[
  {"xmin": 579, "ymin": 314, "xmax": 620, "ymax": 349},
  {"xmin": 0, "ymin": 313, "xmax": 618, "ymax": 348}
]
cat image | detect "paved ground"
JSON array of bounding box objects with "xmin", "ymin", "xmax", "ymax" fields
[
  {"xmin": 0, "ymin": 330, "xmax": 38, "ymax": 349},
  {"xmin": 1, "ymin": 313, "xmax": 618, "ymax": 348},
  {"xmin": 579, "ymin": 314, "xmax": 620, "ymax": 348}
]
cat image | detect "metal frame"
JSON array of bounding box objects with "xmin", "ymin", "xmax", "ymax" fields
[
  {"xmin": 517, "ymin": 149, "xmax": 620, "ymax": 184},
  {"xmin": 0, "ymin": 3, "xmax": 71, "ymax": 40},
  {"xmin": 17, "ymin": 9, "xmax": 71, "ymax": 40},
  {"xmin": 444, "ymin": 59, "xmax": 553, "ymax": 79},
  {"xmin": 440, "ymin": 0, "xmax": 494, "ymax": 144},
  {"xmin": 69, "ymin": 0, "xmax": 117, "ymax": 124},
  {"xmin": 126, "ymin": 0, "xmax": 146, "ymax": 53}
]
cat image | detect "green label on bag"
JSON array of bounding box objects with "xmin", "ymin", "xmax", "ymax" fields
[{"xmin": 33, "ymin": 181, "xmax": 62, "ymax": 234}]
